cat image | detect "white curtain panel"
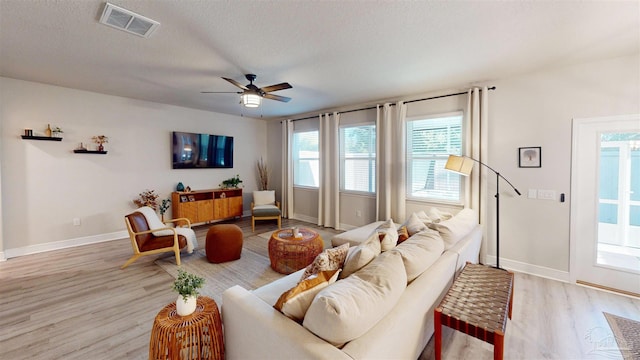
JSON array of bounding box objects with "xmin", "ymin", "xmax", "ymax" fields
[
  {"xmin": 281, "ymin": 119, "xmax": 294, "ymax": 218},
  {"xmin": 376, "ymin": 103, "xmax": 406, "ymax": 222},
  {"xmin": 467, "ymin": 87, "xmax": 489, "ymax": 261},
  {"xmin": 390, "ymin": 101, "xmax": 407, "ymax": 223},
  {"xmin": 318, "ymin": 112, "xmax": 340, "ymax": 227}
]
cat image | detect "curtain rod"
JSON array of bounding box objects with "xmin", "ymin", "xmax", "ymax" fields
[{"xmin": 286, "ymin": 86, "xmax": 496, "ymax": 122}]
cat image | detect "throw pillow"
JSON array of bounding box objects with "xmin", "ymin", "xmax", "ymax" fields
[
  {"xmin": 340, "ymin": 231, "xmax": 381, "ymax": 279},
  {"xmin": 376, "ymin": 219, "xmax": 398, "ymax": 251},
  {"xmin": 415, "ymin": 210, "xmax": 432, "ymax": 225},
  {"xmin": 253, "ymin": 190, "xmax": 276, "ymax": 206},
  {"xmin": 300, "ymin": 243, "xmax": 349, "ymax": 282},
  {"xmin": 397, "ymin": 225, "xmax": 409, "ymax": 244},
  {"xmin": 403, "ymin": 212, "xmax": 427, "ymax": 236},
  {"xmin": 274, "ymin": 269, "xmax": 340, "ymax": 322},
  {"xmin": 428, "ymin": 207, "xmax": 454, "ymax": 223},
  {"xmin": 427, "ymin": 208, "xmax": 478, "ymax": 249}
]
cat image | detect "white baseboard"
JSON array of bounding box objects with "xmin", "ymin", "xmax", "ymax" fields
[
  {"xmin": 485, "ymin": 255, "xmax": 570, "ymax": 283},
  {"xmin": 4, "ymin": 230, "xmax": 128, "ymax": 259},
  {"xmin": 0, "ymin": 251, "xmax": 6, "ymax": 261}
]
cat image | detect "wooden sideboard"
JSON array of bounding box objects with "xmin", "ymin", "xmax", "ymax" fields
[{"xmin": 172, "ymin": 188, "xmax": 243, "ymax": 224}]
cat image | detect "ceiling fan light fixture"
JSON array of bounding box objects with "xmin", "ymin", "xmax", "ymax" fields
[{"xmin": 242, "ymin": 93, "xmax": 261, "ymax": 108}]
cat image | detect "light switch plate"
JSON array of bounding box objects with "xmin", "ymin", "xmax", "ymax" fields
[
  {"xmin": 528, "ymin": 189, "xmax": 537, "ymax": 199},
  {"xmin": 538, "ymin": 189, "xmax": 556, "ymax": 200}
]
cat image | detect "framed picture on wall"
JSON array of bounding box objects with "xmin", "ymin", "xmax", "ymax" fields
[{"xmin": 519, "ymin": 147, "xmax": 541, "ymax": 168}]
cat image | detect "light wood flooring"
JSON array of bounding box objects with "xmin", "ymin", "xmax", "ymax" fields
[{"xmin": 1, "ymin": 218, "xmax": 638, "ymax": 360}]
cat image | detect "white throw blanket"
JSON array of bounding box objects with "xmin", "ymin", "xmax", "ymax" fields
[{"xmin": 136, "ymin": 206, "xmax": 197, "ymax": 253}]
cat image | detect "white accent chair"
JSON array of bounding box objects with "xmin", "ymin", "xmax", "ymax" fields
[{"xmin": 251, "ymin": 190, "xmax": 281, "ymax": 232}]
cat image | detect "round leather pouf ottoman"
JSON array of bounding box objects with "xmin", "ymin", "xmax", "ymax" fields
[{"xmin": 206, "ymin": 224, "xmax": 243, "ymax": 263}]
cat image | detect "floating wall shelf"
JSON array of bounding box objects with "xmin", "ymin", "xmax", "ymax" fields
[
  {"xmin": 22, "ymin": 135, "xmax": 62, "ymax": 141},
  {"xmin": 73, "ymin": 149, "xmax": 107, "ymax": 155}
]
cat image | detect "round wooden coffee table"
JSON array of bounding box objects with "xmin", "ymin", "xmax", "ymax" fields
[{"xmin": 268, "ymin": 228, "xmax": 323, "ymax": 274}]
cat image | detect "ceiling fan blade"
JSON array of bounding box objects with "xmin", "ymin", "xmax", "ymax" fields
[
  {"xmin": 222, "ymin": 77, "xmax": 249, "ymax": 91},
  {"xmin": 260, "ymin": 82, "xmax": 292, "ymax": 93},
  {"xmin": 263, "ymin": 93, "xmax": 291, "ymax": 103},
  {"xmin": 200, "ymin": 91, "xmax": 242, "ymax": 94}
]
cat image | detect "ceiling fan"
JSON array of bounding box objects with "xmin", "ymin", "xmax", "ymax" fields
[{"xmin": 201, "ymin": 74, "xmax": 292, "ymax": 107}]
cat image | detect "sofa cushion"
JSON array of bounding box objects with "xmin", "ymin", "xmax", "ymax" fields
[
  {"xmin": 274, "ymin": 269, "xmax": 340, "ymax": 322},
  {"xmin": 427, "ymin": 208, "xmax": 478, "ymax": 249},
  {"xmin": 340, "ymin": 231, "xmax": 381, "ymax": 279},
  {"xmin": 403, "ymin": 212, "xmax": 428, "ymax": 236},
  {"xmin": 376, "ymin": 219, "xmax": 398, "ymax": 251},
  {"xmin": 391, "ymin": 228, "xmax": 445, "ymax": 282},
  {"xmin": 303, "ymin": 251, "xmax": 407, "ymax": 346},
  {"xmin": 300, "ymin": 243, "xmax": 349, "ymax": 282},
  {"xmin": 331, "ymin": 221, "xmax": 385, "ymax": 247}
]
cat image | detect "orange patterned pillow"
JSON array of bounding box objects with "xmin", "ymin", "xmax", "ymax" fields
[
  {"xmin": 397, "ymin": 226, "xmax": 410, "ymax": 244},
  {"xmin": 300, "ymin": 243, "xmax": 349, "ymax": 282},
  {"xmin": 274, "ymin": 269, "xmax": 340, "ymax": 322}
]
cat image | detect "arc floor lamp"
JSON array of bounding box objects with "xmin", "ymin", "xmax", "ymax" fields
[{"xmin": 444, "ymin": 155, "xmax": 521, "ymax": 269}]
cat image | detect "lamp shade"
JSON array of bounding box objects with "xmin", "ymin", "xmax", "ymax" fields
[
  {"xmin": 444, "ymin": 155, "xmax": 474, "ymax": 176},
  {"xmin": 242, "ymin": 93, "xmax": 261, "ymax": 108}
]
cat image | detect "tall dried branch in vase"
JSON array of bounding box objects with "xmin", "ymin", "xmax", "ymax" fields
[{"xmin": 257, "ymin": 157, "xmax": 269, "ymax": 190}]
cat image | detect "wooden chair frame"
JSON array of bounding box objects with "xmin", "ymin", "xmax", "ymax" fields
[
  {"xmin": 251, "ymin": 201, "xmax": 281, "ymax": 232},
  {"xmin": 122, "ymin": 216, "xmax": 192, "ymax": 269}
]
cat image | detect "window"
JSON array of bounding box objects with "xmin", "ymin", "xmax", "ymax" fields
[
  {"xmin": 293, "ymin": 130, "xmax": 319, "ymax": 187},
  {"xmin": 406, "ymin": 113, "xmax": 464, "ymax": 203},
  {"xmin": 340, "ymin": 125, "xmax": 376, "ymax": 193}
]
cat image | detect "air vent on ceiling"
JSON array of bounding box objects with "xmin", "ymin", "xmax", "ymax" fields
[{"xmin": 99, "ymin": 3, "xmax": 160, "ymax": 38}]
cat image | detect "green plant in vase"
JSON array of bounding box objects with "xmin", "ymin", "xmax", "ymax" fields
[
  {"xmin": 172, "ymin": 269, "xmax": 205, "ymax": 316},
  {"xmin": 220, "ymin": 174, "xmax": 243, "ymax": 189},
  {"xmin": 159, "ymin": 198, "xmax": 171, "ymax": 221}
]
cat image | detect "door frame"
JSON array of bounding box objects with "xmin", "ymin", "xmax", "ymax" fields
[{"xmin": 569, "ymin": 114, "xmax": 640, "ymax": 295}]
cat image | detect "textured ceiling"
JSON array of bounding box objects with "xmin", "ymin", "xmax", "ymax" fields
[{"xmin": 1, "ymin": 1, "xmax": 638, "ymax": 119}]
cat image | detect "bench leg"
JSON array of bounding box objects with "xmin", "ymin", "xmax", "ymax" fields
[
  {"xmin": 434, "ymin": 308, "xmax": 442, "ymax": 360},
  {"xmin": 494, "ymin": 331, "xmax": 504, "ymax": 360}
]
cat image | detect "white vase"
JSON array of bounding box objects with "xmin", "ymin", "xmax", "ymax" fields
[{"xmin": 176, "ymin": 295, "xmax": 197, "ymax": 316}]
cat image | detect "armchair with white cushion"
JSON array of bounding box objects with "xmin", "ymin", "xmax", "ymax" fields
[{"xmin": 251, "ymin": 190, "xmax": 281, "ymax": 232}]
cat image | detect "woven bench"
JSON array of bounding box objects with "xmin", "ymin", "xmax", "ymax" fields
[{"xmin": 434, "ymin": 262, "xmax": 514, "ymax": 360}]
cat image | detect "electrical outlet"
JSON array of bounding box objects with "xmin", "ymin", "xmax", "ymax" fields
[
  {"xmin": 538, "ymin": 190, "xmax": 556, "ymax": 200},
  {"xmin": 73, "ymin": 218, "xmax": 81, "ymax": 226}
]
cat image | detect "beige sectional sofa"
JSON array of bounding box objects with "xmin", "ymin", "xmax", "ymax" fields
[{"xmin": 222, "ymin": 209, "xmax": 482, "ymax": 360}]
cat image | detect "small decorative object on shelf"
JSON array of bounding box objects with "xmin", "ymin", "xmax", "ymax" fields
[
  {"xmin": 172, "ymin": 269, "xmax": 205, "ymax": 316},
  {"xmin": 133, "ymin": 189, "xmax": 159, "ymax": 211},
  {"xmin": 92, "ymin": 135, "xmax": 109, "ymax": 151},
  {"xmin": 185, "ymin": 186, "xmax": 191, "ymax": 192},
  {"xmin": 24, "ymin": 129, "xmax": 33, "ymax": 136},
  {"xmin": 52, "ymin": 126, "xmax": 63, "ymax": 138},
  {"xmin": 176, "ymin": 182, "xmax": 185, "ymax": 192},
  {"xmin": 220, "ymin": 174, "xmax": 243, "ymax": 189},
  {"xmin": 45, "ymin": 124, "xmax": 52, "ymax": 137}
]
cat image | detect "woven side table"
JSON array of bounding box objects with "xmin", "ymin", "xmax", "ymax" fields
[
  {"xmin": 268, "ymin": 228, "xmax": 323, "ymax": 274},
  {"xmin": 149, "ymin": 296, "xmax": 224, "ymax": 360},
  {"xmin": 434, "ymin": 263, "xmax": 514, "ymax": 360}
]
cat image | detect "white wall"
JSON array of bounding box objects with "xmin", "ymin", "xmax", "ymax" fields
[
  {"xmin": 0, "ymin": 77, "xmax": 266, "ymax": 257},
  {"xmin": 484, "ymin": 54, "xmax": 640, "ymax": 278},
  {"xmin": 266, "ymin": 53, "xmax": 640, "ymax": 281}
]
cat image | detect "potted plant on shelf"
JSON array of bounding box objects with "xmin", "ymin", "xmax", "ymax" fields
[
  {"xmin": 92, "ymin": 135, "xmax": 109, "ymax": 151},
  {"xmin": 172, "ymin": 269, "xmax": 205, "ymax": 316},
  {"xmin": 220, "ymin": 174, "xmax": 243, "ymax": 189},
  {"xmin": 133, "ymin": 189, "xmax": 159, "ymax": 211}
]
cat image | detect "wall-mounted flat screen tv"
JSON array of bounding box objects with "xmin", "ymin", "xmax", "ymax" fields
[{"xmin": 172, "ymin": 131, "xmax": 234, "ymax": 169}]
